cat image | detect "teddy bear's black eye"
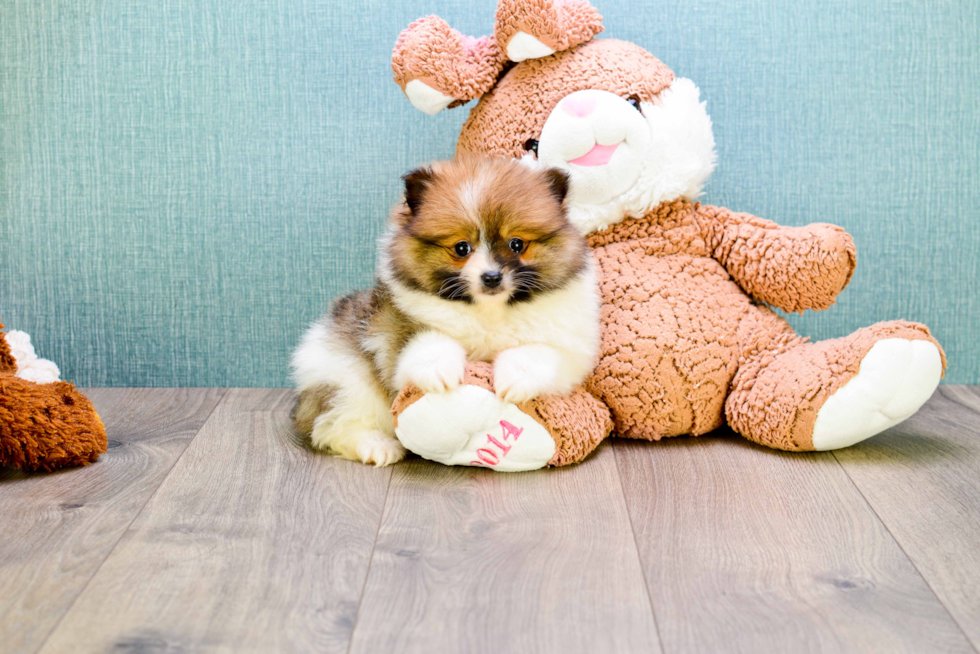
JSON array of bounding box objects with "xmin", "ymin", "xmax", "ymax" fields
[
  {"xmin": 509, "ymin": 238, "xmax": 525, "ymax": 254},
  {"xmin": 524, "ymin": 139, "xmax": 539, "ymax": 157},
  {"xmin": 454, "ymin": 241, "xmax": 472, "ymax": 257},
  {"xmin": 627, "ymin": 95, "xmax": 642, "ymax": 113}
]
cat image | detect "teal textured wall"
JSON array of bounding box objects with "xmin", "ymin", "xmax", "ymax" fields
[{"xmin": 1, "ymin": 0, "xmax": 977, "ymax": 387}]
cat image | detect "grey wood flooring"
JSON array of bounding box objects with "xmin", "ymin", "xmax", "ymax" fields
[{"xmin": 1, "ymin": 386, "xmax": 978, "ymax": 654}]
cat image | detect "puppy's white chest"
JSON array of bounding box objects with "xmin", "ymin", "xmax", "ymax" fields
[{"xmin": 441, "ymin": 312, "xmax": 540, "ymax": 360}]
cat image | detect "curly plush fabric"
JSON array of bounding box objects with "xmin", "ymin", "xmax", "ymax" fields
[
  {"xmin": 392, "ymin": 15, "xmax": 507, "ymax": 106},
  {"xmin": 525, "ymin": 386, "xmax": 613, "ymax": 466},
  {"xmin": 0, "ymin": 324, "xmax": 16, "ymax": 375},
  {"xmin": 581, "ymin": 197, "xmax": 943, "ymax": 448},
  {"xmin": 0, "ymin": 321, "xmax": 107, "ymax": 472},
  {"xmin": 457, "ymin": 39, "xmax": 674, "ymax": 158},
  {"xmin": 726, "ymin": 320, "xmax": 945, "ymax": 451},
  {"xmin": 493, "ymin": 0, "xmax": 604, "ymax": 57},
  {"xmin": 392, "ymin": 362, "xmax": 612, "ymax": 467},
  {"xmin": 392, "ymin": 0, "xmax": 606, "ymax": 111},
  {"xmin": 390, "ymin": 0, "xmax": 946, "ymax": 462},
  {"xmin": 700, "ymin": 205, "xmax": 857, "ymax": 313}
]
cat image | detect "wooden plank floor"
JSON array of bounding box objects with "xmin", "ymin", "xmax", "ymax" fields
[{"xmin": 1, "ymin": 387, "xmax": 978, "ymax": 654}]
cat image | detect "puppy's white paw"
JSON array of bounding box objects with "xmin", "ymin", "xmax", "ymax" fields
[
  {"xmin": 396, "ymin": 332, "xmax": 467, "ymax": 394},
  {"xmin": 494, "ymin": 345, "xmax": 561, "ymax": 404},
  {"xmin": 354, "ymin": 431, "xmax": 406, "ymax": 467}
]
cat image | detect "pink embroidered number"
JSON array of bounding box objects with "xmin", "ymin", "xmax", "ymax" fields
[{"xmin": 471, "ymin": 420, "xmax": 524, "ymax": 467}]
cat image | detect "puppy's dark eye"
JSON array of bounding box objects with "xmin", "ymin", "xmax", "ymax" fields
[
  {"xmin": 509, "ymin": 238, "xmax": 525, "ymax": 254},
  {"xmin": 524, "ymin": 139, "xmax": 539, "ymax": 157},
  {"xmin": 626, "ymin": 95, "xmax": 642, "ymax": 112},
  {"xmin": 453, "ymin": 241, "xmax": 472, "ymax": 257}
]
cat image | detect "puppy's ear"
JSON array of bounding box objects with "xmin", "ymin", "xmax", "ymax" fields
[
  {"xmin": 542, "ymin": 168, "xmax": 570, "ymax": 205},
  {"xmin": 402, "ymin": 166, "xmax": 435, "ymax": 215}
]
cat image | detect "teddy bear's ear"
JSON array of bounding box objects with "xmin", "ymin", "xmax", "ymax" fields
[
  {"xmin": 494, "ymin": 0, "xmax": 604, "ymax": 63},
  {"xmin": 392, "ymin": 15, "xmax": 508, "ymax": 116}
]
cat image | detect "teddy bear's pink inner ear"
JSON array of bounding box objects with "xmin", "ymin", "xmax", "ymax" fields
[
  {"xmin": 494, "ymin": 0, "xmax": 604, "ymax": 63},
  {"xmin": 392, "ymin": 15, "xmax": 507, "ymax": 115}
]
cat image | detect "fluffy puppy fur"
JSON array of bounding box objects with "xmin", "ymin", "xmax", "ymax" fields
[{"xmin": 292, "ymin": 155, "xmax": 600, "ymax": 466}]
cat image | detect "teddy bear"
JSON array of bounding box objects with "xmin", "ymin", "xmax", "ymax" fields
[
  {"xmin": 387, "ymin": 0, "xmax": 946, "ymax": 471},
  {"xmin": 0, "ymin": 320, "xmax": 108, "ymax": 472}
]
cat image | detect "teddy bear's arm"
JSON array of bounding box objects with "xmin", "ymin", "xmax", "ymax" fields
[{"xmin": 699, "ymin": 205, "xmax": 857, "ymax": 313}]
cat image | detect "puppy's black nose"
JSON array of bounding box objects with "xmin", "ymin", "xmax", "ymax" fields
[{"xmin": 481, "ymin": 271, "xmax": 503, "ymax": 289}]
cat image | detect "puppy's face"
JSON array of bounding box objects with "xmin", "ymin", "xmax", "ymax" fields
[{"xmin": 388, "ymin": 156, "xmax": 586, "ymax": 305}]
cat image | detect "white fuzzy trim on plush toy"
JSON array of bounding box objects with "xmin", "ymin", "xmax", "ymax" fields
[
  {"xmin": 521, "ymin": 78, "xmax": 717, "ymax": 235},
  {"xmin": 5, "ymin": 330, "xmax": 61, "ymax": 384}
]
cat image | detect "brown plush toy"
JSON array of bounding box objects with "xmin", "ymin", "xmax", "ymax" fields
[
  {"xmin": 388, "ymin": 0, "xmax": 946, "ymax": 471},
  {"xmin": 0, "ymin": 320, "xmax": 107, "ymax": 472}
]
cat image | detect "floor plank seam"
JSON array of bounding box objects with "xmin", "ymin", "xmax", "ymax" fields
[
  {"xmin": 612, "ymin": 441, "xmax": 666, "ymax": 653},
  {"xmin": 343, "ymin": 465, "xmax": 395, "ymax": 654},
  {"xmin": 29, "ymin": 388, "xmax": 230, "ymax": 654},
  {"xmin": 831, "ymin": 450, "xmax": 980, "ymax": 654}
]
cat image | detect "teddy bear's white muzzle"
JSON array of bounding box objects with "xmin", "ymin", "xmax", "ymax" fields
[{"xmin": 537, "ymin": 89, "xmax": 650, "ymax": 206}]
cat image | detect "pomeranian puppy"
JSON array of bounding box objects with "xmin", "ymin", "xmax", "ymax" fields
[{"xmin": 291, "ymin": 155, "xmax": 599, "ymax": 466}]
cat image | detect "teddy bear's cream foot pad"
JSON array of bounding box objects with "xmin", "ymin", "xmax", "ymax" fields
[
  {"xmin": 812, "ymin": 338, "xmax": 943, "ymax": 451},
  {"xmin": 404, "ymin": 80, "xmax": 455, "ymax": 116},
  {"xmin": 395, "ymin": 384, "xmax": 556, "ymax": 471}
]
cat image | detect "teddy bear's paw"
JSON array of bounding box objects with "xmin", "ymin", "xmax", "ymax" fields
[
  {"xmin": 395, "ymin": 384, "xmax": 556, "ymax": 472},
  {"xmin": 811, "ymin": 338, "xmax": 943, "ymax": 450},
  {"xmin": 495, "ymin": 0, "xmax": 604, "ymax": 62}
]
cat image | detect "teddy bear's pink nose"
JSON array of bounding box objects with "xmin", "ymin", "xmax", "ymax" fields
[{"xmin": 561, "ymin": 95, "xmax": 597, "ymax": 118}]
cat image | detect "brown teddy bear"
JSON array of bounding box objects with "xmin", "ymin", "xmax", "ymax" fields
[
  {"xmin": 0, "ymin": 320, "xmax": 107, "ymax": 472},
  {"xmin": 387, "ymin": 0, "xmax": 946, "ymax": 471}
]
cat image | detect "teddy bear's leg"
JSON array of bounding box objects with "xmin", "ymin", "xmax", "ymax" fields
[
  {"xmin": 726, "ymin": 312, "xmax": 945, "ymax": 452},
  {"xmin": 391, "ymin": 362, "xmax": 612, "ymax": 471}
]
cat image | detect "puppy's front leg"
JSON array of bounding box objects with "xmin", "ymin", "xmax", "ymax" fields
[
  {"xmin": 494, "ymin": 344, "xmax": 567, "ymax": 403},
  {"xmin": 394, "ymin": 331, "xmax": 467, "ymax": 393}
]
